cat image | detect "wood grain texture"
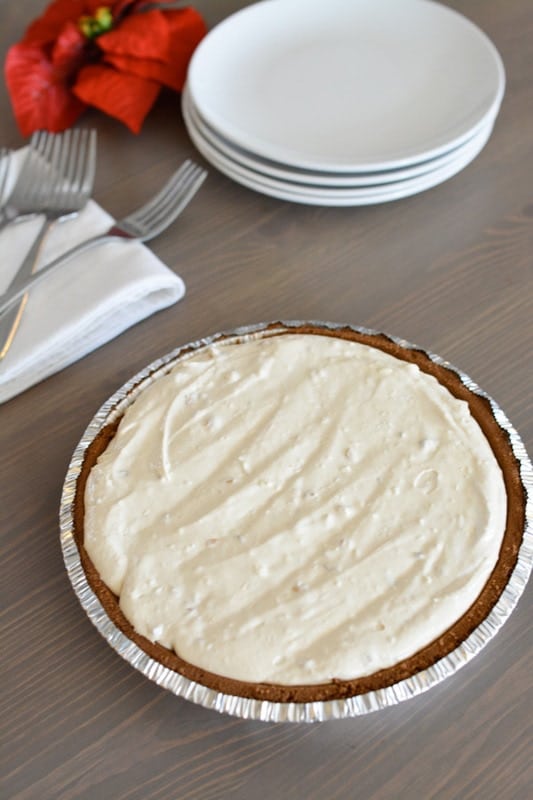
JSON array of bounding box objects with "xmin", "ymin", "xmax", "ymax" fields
[{"xmin": 1, "ymin": 1, "xmax": 532, "ymax": 798}]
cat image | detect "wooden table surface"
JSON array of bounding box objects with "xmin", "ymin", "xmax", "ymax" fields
[{"xmin": 1, "ymin": 1, "xmax": 532, "ymax": 798}]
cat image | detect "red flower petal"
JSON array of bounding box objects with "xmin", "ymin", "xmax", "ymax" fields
[
  {"xmin": 164, "ymin": 8, "xmax": 207, "ymax": 85},
  {"xmin": 5, "ymin": 43, "xmax": 87, "ymax": 135},
  {"xmin": 166, "ymin": 7, "xmax": 207, "ymax": 46},
  {"xmin": 111, "ymin": 0, "xmax": 140, "ymax": 20},
  {"xmin": 73, "ymin": 63, "xmax": 160, "ymax": 133},
  {"xmin": 103, "ymin": 53, "xmax": 161, "ymax": 79},
  {"xmin": 98, "ymin": 10, "xmax": 169, "ymax": 61},
  {"xmin": 7, "ymin": 1, "xmax": 207, "ymax": 135},
  {"xmin": 102, "ymin": 8, "xmax": 206, "ymax": 92},
  {"xmin": 23, "ymin": 0, "xmax": 102, "ymax": 46},
  {"xmin": 52, "ymin": 21, "xmax": 90, "ymax": 76}
]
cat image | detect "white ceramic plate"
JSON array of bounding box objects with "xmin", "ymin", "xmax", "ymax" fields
[
  {"xmin": 187, "ymin": 0, "xmax": 505, "ymax": 172},
  {"xmin": 184, "ymin": 84, "xmax": 498, "ymax": 189},
  {"xmin": 183, "ymin": 89, "xmax": 494, "ymax": 206}
]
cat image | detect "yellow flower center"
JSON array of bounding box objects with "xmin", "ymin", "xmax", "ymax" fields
[{"xmin": 79, "ymin": 6, "xmax": 113, "ymax": 39}]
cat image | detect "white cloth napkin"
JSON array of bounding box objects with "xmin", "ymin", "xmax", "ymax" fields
[{"xmin": 0, "ymin": 149, "xmax": 185, "ymax": 404}]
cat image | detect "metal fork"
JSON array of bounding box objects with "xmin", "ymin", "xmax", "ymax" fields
[
  {"xmin": 0, "ymin": 129, "xmax": 97, "ymax": 359},
  {"xmin": 0, "ymin": 147, "xmax": 13, "ymax": 223},
  {"xmin": 0, "ymin": 160, "xmax": 207, "ymax": 321},
  {"xmin": 0, "ymin": 130, "xmax": 95, "ymax": 232},
  {"xmin": 0, "ymin": 141, "xmax": 36, "ymax": 231}
]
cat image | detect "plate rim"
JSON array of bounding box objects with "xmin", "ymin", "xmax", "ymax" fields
[
  {"xmin": 183, "ymin": 93, "xmax": 494, "ymax": 206},
  {"xmin": 186, "ymin": 0, "xmax": 505, "ymax": 172},
  {"xmin": 184, "ymin": 84, "xmax": 498, "ymax": 188}
]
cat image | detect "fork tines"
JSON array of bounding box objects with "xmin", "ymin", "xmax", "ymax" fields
[
  {"xmin": 24, "ymin": 129, "xmax": 97, "ymax": 210},
  {"xmin": 127, "ymin": 160, "xmax": 207, "ymax": 238}
]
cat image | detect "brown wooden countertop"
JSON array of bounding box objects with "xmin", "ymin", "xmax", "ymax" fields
[{"xmin": 1, "ymin": 1, "xmax": 531, "ymax": 797}]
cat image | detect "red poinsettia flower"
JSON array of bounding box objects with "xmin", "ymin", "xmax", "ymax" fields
[{"xmin": 5, "ymin": 0, "xmax": 206, "ymax": 135}]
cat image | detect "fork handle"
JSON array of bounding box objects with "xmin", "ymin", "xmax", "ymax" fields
[
  {"xmin": 0, "ymin": 217, "xmax": 51, "ymax": 360},
  {"xmin": 0, "ymin": 232, "xmax": 117, "ymax": 319},
  {"xmin": 8, "ymin": 217, "xmax": 50, "ymax": 288}
]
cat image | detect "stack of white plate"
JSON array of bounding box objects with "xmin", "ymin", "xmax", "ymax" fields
[{"xmin": 183, "ymin": 0, "xmax": 505, "ymax": 206}]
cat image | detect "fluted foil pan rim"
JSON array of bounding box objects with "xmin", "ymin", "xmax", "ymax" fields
[{"xmin": 59, "ymin": 320, "xmax": 533, "ymax": 722}]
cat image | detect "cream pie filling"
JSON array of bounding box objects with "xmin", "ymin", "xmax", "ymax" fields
[{"xmin": 84, "ymin": 334, "xmax": 507, "ymax": 685}]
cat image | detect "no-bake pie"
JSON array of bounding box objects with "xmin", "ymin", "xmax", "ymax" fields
[{"xmin": 72, "ymin": 324, "xmax": 526, "ymax": 704}]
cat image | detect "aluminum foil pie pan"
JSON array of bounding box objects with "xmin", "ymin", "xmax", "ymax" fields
[{"xmin": 59, "ymin": 321, "xmax": 533, "ymax": 722}]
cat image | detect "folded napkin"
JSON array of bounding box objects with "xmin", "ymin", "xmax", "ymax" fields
[{"xmin": 0, "ymin": 149, "xmax": 185, "ymax": 404}]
